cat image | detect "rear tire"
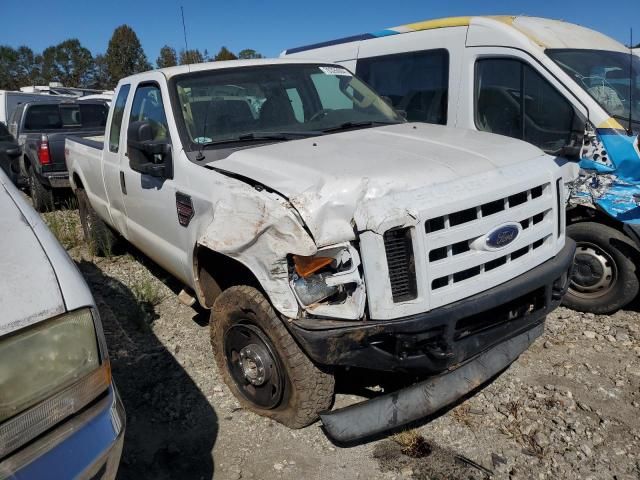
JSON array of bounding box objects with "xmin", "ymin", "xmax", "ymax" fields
[
  {"xmin": 76, "ymin": 188, "xmax": 117, "ymax": 256},
  {"xmin": 210, "ymin": 285, "xmax": 334, "ymax": 428},
  {"xmin": 563, "ymin": 222, "xmax": 639, "ymax": 314},
  {"xmin": 29, "ymin": 168, "xmax": 54, "ymax": 212}
]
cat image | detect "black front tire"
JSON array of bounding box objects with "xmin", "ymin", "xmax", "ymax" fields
[
  {"xmin": 29, "ymin": 168, "xmax": 54, "ymax": 212},
  {"xmin": 563, "ymin": 222, "xmax": 639, "ymax": 314},
  {"xmin": 76, "ymin": 188, "xmax": 117, "ymax": 256},
  {"xmin": 211, "ymin": 285, "xmax": 335, "ymax": 428}
]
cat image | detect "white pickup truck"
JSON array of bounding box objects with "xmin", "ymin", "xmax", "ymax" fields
[{"xmin": 66, "ymin": 59, "xmax": 575, "ymax": 442}]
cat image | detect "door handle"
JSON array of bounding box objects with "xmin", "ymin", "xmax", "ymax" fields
[{"xmin": 120, "ymin": 171, "xmax": 127, "ymax": 195}]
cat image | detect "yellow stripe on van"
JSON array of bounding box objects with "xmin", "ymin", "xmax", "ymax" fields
[
  {"xmin": 401, "ymin": 17, "xmax": 472, "ymax": 32},
  {"xmin": 598, "ymin": 117, "xmax": 625, "ymax": 130}
]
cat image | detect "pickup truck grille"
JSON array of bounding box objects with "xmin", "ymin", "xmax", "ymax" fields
[
  {"xmin": 377, "ymin": 180, "xmax": 559, "ymax": 314},
  {"xmin": 383, "ymin": 228, "xmax": 417, "ymax": 302}
]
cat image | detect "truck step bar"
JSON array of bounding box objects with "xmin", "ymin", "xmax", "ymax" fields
[{"xmin": 320, "ymin": 323, "xmax": 543, "ymax": 443}]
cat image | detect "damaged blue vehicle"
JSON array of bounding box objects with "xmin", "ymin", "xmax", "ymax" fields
[{"xmin": 551, "ymin": 49, "xmax": 640, "ymax": 313}]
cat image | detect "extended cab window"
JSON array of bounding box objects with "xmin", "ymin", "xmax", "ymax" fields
[
  {"xmin": 129, "ymin": 84, "xmax": 169, "ymax": 141},
  {"xmin": 109, "ymin": 85, "xmax": 131, "ymax": 152},
  {"xmin": 475, "ymin": 58, "xmax": 576, "ymax": 153},
  {"xmin": 23, "ymin": 103, "xmax": 107, "ymax": 131},
  {"xmin": 356, "ymin": 49, "xmax": 449, "ymax": 125}
]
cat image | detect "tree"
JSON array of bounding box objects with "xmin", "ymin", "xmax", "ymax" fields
[
  {"xmin": 105, "ymin": 25, "xmax": 151, "ymax": 87},
  {"xmin": 156, "ymin": 45, "xmax": 177, "ymax": 69},
  {"xmin": 0, "ymin": 46, "xmax": 19, "ymax": 90},
  {"xmin": 15, "ymin": 46, "xmax": 41, "ymax": 86},
  {"xmin": 40, "ymin": 45, "xmax": 59, "ymax": 84},
  {"xmin": 179, "ymin": 49, "xmax": 204, "ymax": 65},
  {"xmin": 91, "ymin": 54, "xmax": 110, "ymax": 90},
  {"xmin": 0, "ymin": 45, "xmax": 44, "ymax": 89},
  {"xmin": 53, "ymin": 39, "xmax": 94, "ymax": 87},
  {"xmin": 238, "ymin": 49, "xmax": 263, "ymax": 59},
  {"xmin": 213, "ymin": 46, "xmax": 237, "ymax": 61}
]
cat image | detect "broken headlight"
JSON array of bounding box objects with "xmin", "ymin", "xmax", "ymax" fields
[{"xmin": 290, "ymin": 243, "xmax": 366, "ymax": 320}]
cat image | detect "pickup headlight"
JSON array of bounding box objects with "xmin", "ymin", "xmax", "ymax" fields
[
  {"xmin": 0, "ymin": 308, "xmax": 110, "ymax": 458},
  {"xmin": 290, "ymin": 243, "xmax": 366, "ymax": 320}
]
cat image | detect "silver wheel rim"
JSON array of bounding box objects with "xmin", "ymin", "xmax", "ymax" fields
[{"xmin": 569, "ymin": 242, "xmax": 616, "ymax": 299}]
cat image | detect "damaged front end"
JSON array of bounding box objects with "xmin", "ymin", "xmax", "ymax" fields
[
  {"xmin": 570, "ymin": 122, "xmax": 640, "ymax": 229},
  {"xmin": 289, "ymin": 243, "xmax": 366, "ymax": 320}
]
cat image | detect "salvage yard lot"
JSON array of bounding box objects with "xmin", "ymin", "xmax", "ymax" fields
[{"xmin": 44, "ymin": 207, "xmax": 640, "ymax": 480}]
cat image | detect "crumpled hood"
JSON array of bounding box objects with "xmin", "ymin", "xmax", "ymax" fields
[
  {"xmin": 214, "ymin": 123, "xmax": 546, "ymax": 246},
  {"xmin": 0, "ymin": 180, "xmax": 65, "ymax": 335}
]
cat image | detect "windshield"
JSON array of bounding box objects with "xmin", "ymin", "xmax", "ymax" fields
[
  {"xmin": 172, "ymin": 63, "xmax": 403, "ymax": 147},
  {"xmin": 548, "ymin": 49, "xmax": 640, "ymax": 131}
]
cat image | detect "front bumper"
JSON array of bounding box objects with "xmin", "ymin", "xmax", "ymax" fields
[
  {"xmin": 321, "ymin": 323, "xmax": 543, "ymax": 442},
  {"xmin": 289, "ymin": 239, "xmax": 575, "ymax": 374},
  {"xmin": 0, "ymin": 385, "xmax": 125, "ymax": 480}
]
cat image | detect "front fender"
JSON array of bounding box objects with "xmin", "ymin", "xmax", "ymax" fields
[{"xmin": 196, "ymin": 188, "xmax": 317, "ymax": 318}]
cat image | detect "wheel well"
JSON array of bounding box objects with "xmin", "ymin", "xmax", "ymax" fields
[
  {"xmin": 194, "ymin": 246, "xmax": 262, "ymax": 308},
  {"xmin": 72, "ymin": 172, "xmax": 84, "ymax": 190},
  {"xmin": 566, "ymin": 205, "xmax": 623, "ymax": 232}
]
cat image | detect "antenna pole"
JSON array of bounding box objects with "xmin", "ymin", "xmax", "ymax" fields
[
  {"xmin": 181, "ymin": 6, "xmax": 191, "ymax": 72},
  {"xmin": 629, "ymin": 28, "xmax": 634, "ymax": 135}
]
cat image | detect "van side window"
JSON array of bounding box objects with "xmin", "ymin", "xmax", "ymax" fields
[
  {"xmin": 129, "ymin": 84, "xmax": 169, "ymax": 141},
  {"xmin": 109, "ymin": 85, "xmax": 131, "ymax": 153},
  {"xmin": 356, "ymin": 49, "xmax": 449, "ymax": 125},
  {"xmin": 475, "ymin": 59, "xmax": 575, "ymax": 153}
]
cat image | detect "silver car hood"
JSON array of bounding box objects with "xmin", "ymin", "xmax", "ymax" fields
[
  {"xmin": 214, "ymin": 123, "xmax": 547, "ymax": 246},
  {"xmin": 0, "ymin": 174, "xmax": 93, "ymax": 335}
]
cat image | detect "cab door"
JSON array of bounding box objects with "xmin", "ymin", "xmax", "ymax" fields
[
  {"xmin": 101, "ymin": 84, "xmax": 131, "ymax": 235},
  {"xmin": 119, "ymin": 78, "xmax": 189, "ymax": 283},
  {"xmin": 457, "ymin": 47, "xmax": 589, "ymax": 154}
]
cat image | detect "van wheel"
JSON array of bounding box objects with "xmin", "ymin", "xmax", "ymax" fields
[
  {"xmin": 76, "ymin": 188, "xmax": 117, "ymax": 256},
  {"xmin": 563, "ymin": 222, "xmax": 639, "ymax": 314},
  {"xmin": 29, "ymin": 168, "xmax": 54, "ymax": 212},
  {"xmin": 211, "ymin": 285, "xmax": 334, "ymax": 428}
]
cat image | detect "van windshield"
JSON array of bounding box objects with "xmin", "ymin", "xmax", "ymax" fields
[
  {"xmin": 172, "ymin": 63, "xmax": 403, "ymax": 148},
  {"xmin": 548, "ymin": 49, "xmax": 640, "ymax": 131}
]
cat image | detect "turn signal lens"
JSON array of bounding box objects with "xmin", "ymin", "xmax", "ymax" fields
[{"xmin": 292, "ymin": 255, "xmax": 334, "ymax": 278}]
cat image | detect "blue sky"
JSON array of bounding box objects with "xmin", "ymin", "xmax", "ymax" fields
[{"xmin": 2, "ymin": 0, "xmax": 639, "ymax": 63}]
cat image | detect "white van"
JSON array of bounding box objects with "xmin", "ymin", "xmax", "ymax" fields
[
  {"xmin": 283, "ymin": 16, "xmax": 640, "ymax": 315},
  {"xmin": 0, "ymin": 90, "xmax": 74, "ymax": 126}
]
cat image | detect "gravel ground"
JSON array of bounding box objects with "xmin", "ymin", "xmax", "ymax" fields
[{"xmin": 45, "ymin": 208, "xmax": 640, "ymax": 480}]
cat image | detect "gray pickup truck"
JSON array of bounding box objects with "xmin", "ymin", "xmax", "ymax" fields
[{"xmin": 9, "ymin": 100, "xmax": 108, "ymax": 211}]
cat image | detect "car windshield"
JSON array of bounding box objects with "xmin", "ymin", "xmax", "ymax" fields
[
  {"xmin": 172, "ymin": 63, "xmax": 403, "ymax": 148},
  {"xmin": 547, "ymin": 49, "xmax": 640, "ymax": 131}
]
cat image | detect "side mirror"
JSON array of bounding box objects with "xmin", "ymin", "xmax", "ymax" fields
[
  {"xmin": 127, "ymin": 120, "xmax": 173, "ymax": 178},
  {"xmin": 5, "ymin": 146, "xmax": 21, "ymax": 158},
  {"xmin": 556, "ymin": 111, "xmax": 587, "ymax": 160}
]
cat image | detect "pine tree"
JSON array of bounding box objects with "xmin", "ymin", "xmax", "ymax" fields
[
  {"xmin": 213, "ymin": 46, "xmax": 237, "ymax": 61},
  {"xmin": 156, "ymin": 45, "xmax": 178, "ymax": 69},
  {"xmin": 238, "ymin": 49, "xmax": 263, "ymax": 59},
  {"xmin": 105, "ymin": 25, "xmax": 151, "ymax": 87}
]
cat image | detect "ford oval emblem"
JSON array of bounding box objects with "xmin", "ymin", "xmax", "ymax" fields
[{"xmin": 485, "ymin": 223, "xmax": 521, "ymax": 250}]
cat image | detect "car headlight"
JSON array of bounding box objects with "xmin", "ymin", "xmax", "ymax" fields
[
  {"xmin": 0, "ymin": 308, "xmax": 110, "ymax": 458},
  {"xmin": 290, "ymin": 243, "xmax": 366, "ymax": 320}
]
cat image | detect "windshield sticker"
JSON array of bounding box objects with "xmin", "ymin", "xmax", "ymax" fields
[{"xmin": 319, "ymin": 66, "xmax": 352, "ymax": 76}]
